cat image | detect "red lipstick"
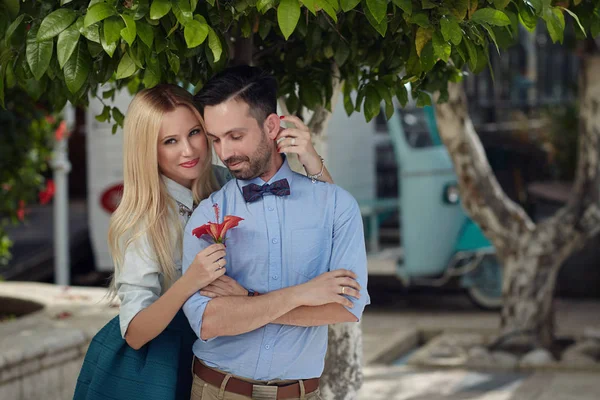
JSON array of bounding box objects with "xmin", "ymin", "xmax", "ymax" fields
[{"xmin": 180, "ymin": 158, "xmax": 199, "ymax": 168}]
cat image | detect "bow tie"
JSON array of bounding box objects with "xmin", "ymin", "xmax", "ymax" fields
[{"xmin": 242, "ymin": 179, "xmax": 291, "ymax": 203}]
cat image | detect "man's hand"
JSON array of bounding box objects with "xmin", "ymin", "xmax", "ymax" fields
[
  {"xmin": 295, "ymin": 269, "xmax": 361, "ymax": 308},
  {"xmin": 200, "ymin": 275, "xmax": 249, "ymax": 298}
]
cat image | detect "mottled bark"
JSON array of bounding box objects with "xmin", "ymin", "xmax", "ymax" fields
[
  {"xmin": 321, "ymin": 322, "xmax": 364, "ymax": 400},
  {"xmin": 435, "ymin": 56, "xmax": 600, "ymax": 349}
]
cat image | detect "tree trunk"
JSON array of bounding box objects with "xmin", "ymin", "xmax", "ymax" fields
[{"xmin": 434, "ymin": 55, "xmax": 600, "ymax": 349}]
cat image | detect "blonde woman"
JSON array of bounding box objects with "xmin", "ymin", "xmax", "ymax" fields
[{"xmin": 73, "ymin": 84, "xmax": 338, "ymax": 400}]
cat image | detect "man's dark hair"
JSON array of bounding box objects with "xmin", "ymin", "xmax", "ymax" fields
[{"xmin": 194, "ymin": 65, "xmax": 278, "ymax": 125}]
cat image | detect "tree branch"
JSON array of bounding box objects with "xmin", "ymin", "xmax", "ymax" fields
[
  {"xmin": 553, "ymin": 54, "xmax": 600, "ymax": 241},
  {"xmin": 434, "ymin": 82, "xmax": 535, "ymax": 255}
]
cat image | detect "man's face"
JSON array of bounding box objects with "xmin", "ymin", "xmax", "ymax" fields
[{"xmin": 204, "ymin": 98, "xmax": 274, "ymax": 180}]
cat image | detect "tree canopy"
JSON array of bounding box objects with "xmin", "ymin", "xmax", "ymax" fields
[
  {"xmin": 1, "ymin": 0, "xmax": 598, "ymax": 266},
  {"xmin": 1, "ymin": 0, "xmax": 595, "ymax": 126}
]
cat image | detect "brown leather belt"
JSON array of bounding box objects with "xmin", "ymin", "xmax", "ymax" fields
[{"xmin": 193, "ymin": 358, "xmax": 320, "ymax": 399}]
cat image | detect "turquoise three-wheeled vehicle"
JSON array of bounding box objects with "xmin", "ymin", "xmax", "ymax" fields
[{"xmin": 372, "ymin": 100, "xmax": 503, "ymax": 310}]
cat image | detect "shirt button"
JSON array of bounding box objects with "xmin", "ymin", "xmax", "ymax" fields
[
  {"xmin": 272, "ymin": 238, "xmax": 278, "ymax": 244},
  {"xmin": 272, "ymin": 275, "xmax": 278, "ymax": 280},
  {"xmin": 265, "ymin": 345, "xmax": 270, "ymax": 350},
  {"xmin": 268, "ymin": 207, "xmax": 274, "ymax": 211}
]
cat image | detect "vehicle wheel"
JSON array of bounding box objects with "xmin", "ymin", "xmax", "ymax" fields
[{"xmin": 466, "ymin": 255, "xmax": 503, "ymax": 311}]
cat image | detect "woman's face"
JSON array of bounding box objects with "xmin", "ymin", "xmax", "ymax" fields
[{"xmin": 157, "ymin": 106, "xmax": 209, "ymax": 189}]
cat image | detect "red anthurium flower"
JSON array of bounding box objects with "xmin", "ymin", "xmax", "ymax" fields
[
  {"xmin": 39, "ymin": 180, "xmax": 55, "ymax": 205},
  {"xmin": 192, "ymin": 203, "xmax": 244, "ymax": 244}
]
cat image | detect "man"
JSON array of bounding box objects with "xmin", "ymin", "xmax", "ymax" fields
[{"xmin": 182, "ymin": 65, "xmax": 370, "ymax": 400}]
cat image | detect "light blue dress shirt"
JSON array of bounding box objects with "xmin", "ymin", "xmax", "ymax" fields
[{"xmin": 182, "ymin": 156, "xmax": 370, "ymax": 380}]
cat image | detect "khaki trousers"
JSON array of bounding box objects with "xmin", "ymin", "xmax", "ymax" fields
[{"xmin": 189, "ymin": 372, "xmax": 322, "ymax": 400}]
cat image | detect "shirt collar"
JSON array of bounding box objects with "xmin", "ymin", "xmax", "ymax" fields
[
  {"xmin": 237, "ymin": 154, "xmax": 295, "ymax": 187},
  {"xmin": 162, "ymin": 175, "xmax": 194, "ymax": 210}
]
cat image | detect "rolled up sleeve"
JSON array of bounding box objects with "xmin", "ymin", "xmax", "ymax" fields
[
  {"xmin": 329, "ymin": 189, "xmax": 370, "ymax": 321},
  {"xmin": 182, "ymin": 200, "xmax": 217, "ymax": 342},
  {"xmin": 116, "ymin": 234, "xmax": 162, "ymax": 338}
]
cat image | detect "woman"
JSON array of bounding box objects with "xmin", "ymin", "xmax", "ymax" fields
[{"xmin": 73, "ymin": 84, "xmax": 352, "ymax": 400}]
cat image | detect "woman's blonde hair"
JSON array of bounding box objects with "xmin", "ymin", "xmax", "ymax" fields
[{"xmin": 108, "ymin": 84, "xmax": 219, "ymax": 296}]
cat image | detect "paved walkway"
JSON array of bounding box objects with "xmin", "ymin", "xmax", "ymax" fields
[{"xmin": 360, "ymin": 291, "xmax": 600, "ymax": 400}]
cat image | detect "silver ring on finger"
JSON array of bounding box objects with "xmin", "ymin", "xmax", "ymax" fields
[
  {"xmin": 291, "ymin": 137, "xmax": 296, "ymax": 146},
  {"xmin": 341, "ymin": 286, "xmax": 346, "ymax": 295}
]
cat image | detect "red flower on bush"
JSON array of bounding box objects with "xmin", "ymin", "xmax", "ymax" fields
[
  {"xmin": 192, "ymin": 203, "xmax": 243, "ymax": 244},
  {"xmin": 39, "ymin": 180, "xmax": 55, "ymax": 205},
  {"xmin": 17, "ymin": 200, "xmax": 26, "ymax": 221},
  {"xmin": 55, "ymin": 121, "xmax": 67, "ymax": 141}
]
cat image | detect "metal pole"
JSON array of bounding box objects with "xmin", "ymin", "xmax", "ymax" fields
[{"xmin": 52, "ymin": 104, "xmax": 74, "ymax": 286}]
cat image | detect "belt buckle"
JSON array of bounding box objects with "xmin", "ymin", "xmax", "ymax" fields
[{"xmin": 252, "ymin": 384, "xmax": 278, "ymax": 400}]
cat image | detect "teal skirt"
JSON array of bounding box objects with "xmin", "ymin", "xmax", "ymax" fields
[{"xmin": 73, "ymin": 310, "xmax": 196, "ymax": 400}]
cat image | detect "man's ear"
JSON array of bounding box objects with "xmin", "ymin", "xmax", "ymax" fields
[{"xmin": 263, "ymin": 113, "xmax": 281, "ymax": 140}]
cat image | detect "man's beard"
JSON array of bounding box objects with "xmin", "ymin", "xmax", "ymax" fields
[{"xmin": 224, "ymin": 133, "xmax": 272, "ymax": 180}]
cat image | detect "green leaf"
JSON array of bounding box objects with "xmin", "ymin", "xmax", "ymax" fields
[
  {"xmin": 480, "ymin": 23, "xmax": 499, "ymax": 54},
  {"xmin": 207, "ymin": 27, "xmax": 222, "ymax": 62},
  {"xmin": 560, "ymin": 7, "xmax": 584, "ymax": 37},
  {"xmin": 315, "ymin": 0, "xmax": 338, "ymax": 22},
  {"xmin": 543, "ymin": 6, "xmax": 565, "ymax": 44},
  {"xmin": 150, "ymin": 0, "xmax": 171, "ymax": 19},
  {"xmin": 449, "ymin": 0, "xmax": 468, "ymax": 20},
  {"xmin": 374, "ymin": 81, "xmax": 392, "ymax": 106},
  {"xmin": 5, "ymin": 14, "xmax": 24, "ymax": 46},
  {"xmin": 415, "ymin": 27, "xmax": 432, "ymax": 57},
  {"xmin": 121, "ymin": 14, "xmax": 137, "ymax": 46},
  {"xmin": 38, "ymin": 9, "xmax": 77, "ymax": 41},
  {"xmin": 184, "ymin": 19, "xmax": 208, "ymax": 48},
  {"xmin": 471, "ymin": 8, "xmax": 511, "ymax": 26},
  {"xmin": 432, "ymin": 32, "xmax": 451, "ymax": 62},
  {"xmin": 104, "ymin": 17, "xmax": 124, "ymax": 45},
  {"xmin": 258, "ymin": 0, "xmax": 276, "ymax": 13},
  {"xmin": 102, "ymin": 88, "xmax": 115, "ymax": 99},
  {"xmin": 419, "ymin": 41, "xmax": 435, "ymax": 72},
  {"xmin": 366, "ymin": 0, "xmax": 387, "ymax": 24},
  {"xmin": 517, "ymin": 2, "xmax": 537, "ymax": 32},
  {"xmin": 137, "ymin": 22, "xmax": 154, "ymax": 48},
  {"xmin": 364, "ymin": 86, "xmax": 381, "ymax": 122},
  {"xmin": 592, "ymin": 18, "xmax": 600, "ymax": 38},
  {"xmin": 441, "ymin": 15, "xmax": 462, "ymax": 45},
  {"xmin": 341, "ymin": 0, "xmax": 360, "ymax": 12},
  {"xmin": 81, "ymin": 19, "xmax": 101, "ymax": 43},
  {"xmin": 3, "ymin": 0, "xmax": 18, "ymax": 18},
  {"xmin": 259, "ymin": 20, "xmax": 272, "ymax": 39},
  {"xmin": 172, "ymin": 0, "xmax": 193, "ymax": 25},
  {"xmin": 395, "ymin": 82, "xmax": 408, "ymax": 107},
  {"xmin": 64, "ymin": 42, "xmax": 91, "ymax": 93},
  {"xmin": 421, "ymin": 0, "xmax": 436, "ymax": 10},
  {"xmin": 116, "ymin": 52, "xmax": 137, "ymax": 79},
  {"xmin": 167, "ymin": 50, "xmax": 180, "ymax": 74},
  {"xmin": 143, "ymin": 54, "xmax": 160, "ymax": 87},
  {"xmin": 26, "ymin": 25, "xmax": 54, "ymax": 81},
  {"xmin": 334, "ymin": 41, "xmax": 350, "ymax": 66},
  {"xmin": 278, "ymin": 0, "xmax": 301, "ymax": 40},
  {"xmin": 101, "ymin": 29, "xmax": 118, "ymax": 56},
  {"xmin": 95, "ymin": 106, "xmax": 111, "ymax": 122},
  {"xmin": 112, "ymin": 107, "xmax": 125, "ymax": 126},
  {"xmin": 416, "ymin": 90, "xmax": 431, "ymax": 107},
  {"xmin": 493, "ymin": 0, "xmax": 510, "ymax": 9},
  {"xmin": 411, "ymin": 12, "xmax": 430, "ymax": 28},
  {"xmin": 392, "ymin": 0, "xmax": 411, "ymax": 14},
  {"xmin": 57, "ymin": 23, "xmax": 81, "ymax": 68},
  {"xmin": 464, "ymin": 37, "xmax": 477, "ymax": 71},
  {"xmin": 365, "ymin": 4, "xmax": 387, "ymax": 36},
  {"xmin": 84, "ymin": 3, "xmax": 117, "ymax": 28},
  {"xmin": 343, "ymin": 83, "xmax": 354, "ymax": 116}
]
